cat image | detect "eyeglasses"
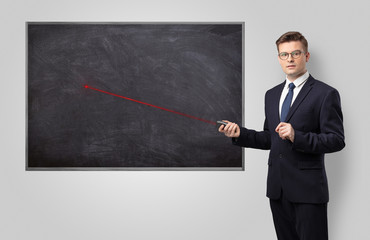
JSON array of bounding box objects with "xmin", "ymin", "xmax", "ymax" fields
[{"xmin": 278, "ymin": 50, "xmax": 306, "ymax": 60}]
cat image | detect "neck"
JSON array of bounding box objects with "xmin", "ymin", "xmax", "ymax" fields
[{"xmin": 287, "ymin": 70, "xmax": 307, "ymax": 82}]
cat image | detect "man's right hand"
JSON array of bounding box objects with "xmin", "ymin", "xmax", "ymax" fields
[{"xmin": 218, "ymin": 120, "xmax": 240, "ymax": 138}]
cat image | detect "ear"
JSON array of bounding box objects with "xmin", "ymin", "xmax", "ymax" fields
[{"xmin": 305, "ymin": 52, "xmax": 310, "ymax": 62}]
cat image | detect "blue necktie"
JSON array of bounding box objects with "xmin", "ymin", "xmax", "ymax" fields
[{"xmin": 280, "ymin": 83, "xmax": 295, "ymax": 122}]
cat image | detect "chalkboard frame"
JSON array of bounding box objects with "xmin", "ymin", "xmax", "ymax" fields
[{"xmin": 26, "ymin": 22, "xmax": 245, "ymax": 171}]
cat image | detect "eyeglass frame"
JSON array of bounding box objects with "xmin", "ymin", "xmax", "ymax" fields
[{"xmin": 278, "ymin": 50, "xmax": 307, "ymax": 60}]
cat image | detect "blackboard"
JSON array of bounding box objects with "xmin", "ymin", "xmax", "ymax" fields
[{"xmin": 27, "ymin": 23, "xmax": 243, "ymax": 170}]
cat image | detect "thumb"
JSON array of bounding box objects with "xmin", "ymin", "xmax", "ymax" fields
[{"xmin": 275, "ymin": 122, "xmax": 283, "ymax": 132}]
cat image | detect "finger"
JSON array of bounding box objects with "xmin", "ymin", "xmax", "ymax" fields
[
  {"xmin": 278, "ymin": 132, "xmax": 285, "ymax": 139},
  {"xmin": 275, "ymin": 125, "xmax": 280, "ymax": 132},
  {"xmin": 281, "ymin": 125, "xmax": 291, "ymax": 133},
  {"xmin": 226, "ymin": 124, "xmax": 235, "ymax": 135},
  {"xmin": 277, "ymin": 127, "xmax": 285, "ymax": 136},
  {"xmin": 230, "ymin": 124, "xmax": 237, "ymax": 136},
  {"xmin": 278, "ymin": 128, "xmax": 287, "ymax": 137},
  {"xmin": 218, "ymin": 124, "xmax": 225, "ymax": 132},
  {"xmin": 235, "ymin": 125, "xmax": 240, "ymax": 137},
  {"xmin": 228, "ymin": 124, "xmax": 238, "ymax": 136},
  {"xmin": 281, "ymin": 132, "xmax": 288, "ymax": 139},
  {"xmin": 236, "ymin": 123, "xmax": 240, "ymax": 132},
  {"xmin": 224, "ymin": 122, "xmax": 234, "ymax": 132},
  {"xmin": 280, "ymin": 124, "xmax": 290, "ymax": 132},
  {"xmin": 280, "ymin": 129, "xmax": 289, "ymax": 137},
  {"xmin": 275, "ymin": 122, "xmax": 285, "ymax": 132},
  {"xmin": 223, "ymin": 123, "xmax": 230, "ymax": 132},
  {"xmin": 232, "ymin": 124, "xmax": 240, "ymax": 137},
  {"xmin": 281, "ymin": 129, "xmax": 291, "ymax": 139},
  {"xmin": 225, "ymin": 126, "xmax": 232, "ymax": 137}
]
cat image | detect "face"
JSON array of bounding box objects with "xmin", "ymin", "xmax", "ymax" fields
[{"xmin": 278, "ymin": 41, "xmax": 310, "ymax": 82}]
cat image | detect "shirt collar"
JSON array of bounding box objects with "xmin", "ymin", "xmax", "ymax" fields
[{"xmin": 285, "ymin": 71, "xmax": 309, "ymax": 88}]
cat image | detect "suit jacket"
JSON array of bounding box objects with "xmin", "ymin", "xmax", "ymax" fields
[{"xmin": 233, "ymin": 75, "xmax": 345, "ymax": 203}]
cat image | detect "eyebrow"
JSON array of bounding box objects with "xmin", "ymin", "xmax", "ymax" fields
[{"xmin": 280, "ymin": 49, "xmax": 302, "ymax": 53}]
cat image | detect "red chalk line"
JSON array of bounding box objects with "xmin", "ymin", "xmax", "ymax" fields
[{"xmin": 84, "ymin": 85, "xmax": 216, "ymax": 125}]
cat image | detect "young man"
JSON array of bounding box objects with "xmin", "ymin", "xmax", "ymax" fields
[{"xmin": 219, "ymin": 31, "xmax": 345, "ymax": 240}]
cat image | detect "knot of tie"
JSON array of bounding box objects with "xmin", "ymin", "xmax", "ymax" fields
[{"xmin": 289, "ymin": 83, "xmax": 296, "ymax": 90}]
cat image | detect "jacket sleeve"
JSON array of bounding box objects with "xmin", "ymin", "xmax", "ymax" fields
[
  {"xmin": 292, "ymin": 89, "xmax": 345, "ymax": 154},
  {"xmin": 232, "ymin": 118, "xmax": 271, "ymax": 150}
]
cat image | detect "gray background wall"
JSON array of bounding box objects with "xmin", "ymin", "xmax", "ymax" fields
[{"xmin": 1, "ymin": 0, "xmax": 369, "ymax": 239}]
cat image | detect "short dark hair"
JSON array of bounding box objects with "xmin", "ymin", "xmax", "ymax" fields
[{"xmin": 276, "ymin": 31, "xmax": 308, "ymax": 52}]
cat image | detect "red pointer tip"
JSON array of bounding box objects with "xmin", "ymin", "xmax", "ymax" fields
[{"xmin": 84, "ymin": 85, "xmax": 89, "ymax": 88}]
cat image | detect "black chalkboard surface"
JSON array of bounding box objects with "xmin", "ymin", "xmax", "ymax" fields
[{"xmin": 27, "ymin": 23, "xmax": 243, "ymax": 170}]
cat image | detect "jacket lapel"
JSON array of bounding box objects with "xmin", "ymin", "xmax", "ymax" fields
[
  {"xmin": 285, "ymin": 75, "xmax": 314, "ymax": 122},
  {"xmin": 273, "ymin": 81, "xmax": 285, "ymax": 124}
]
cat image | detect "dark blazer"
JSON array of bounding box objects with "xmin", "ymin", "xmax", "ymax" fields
[{"xmin": 233, "ymin": 75, "xmax": 345, "ymax": 203}]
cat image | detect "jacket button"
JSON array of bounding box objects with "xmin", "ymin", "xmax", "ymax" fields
[{"xmin": 279, "ymin": 154, "xmax": 283, "ymax": 158}]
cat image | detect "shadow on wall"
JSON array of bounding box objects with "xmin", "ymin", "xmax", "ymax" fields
[
  {"xmin": 310, "ymin": 48, "xmax": 349, "ymax": 235},
  {"xmin": 309, "ymin": 48, "xmax": 349, "ymax": 198},
  {"xmin": 306, "ymin": 49, "xmax": 323, "ymax": 80},
  {"xmin": 325, "ymin": 145, "xmax": 349, "ymax": 234}
]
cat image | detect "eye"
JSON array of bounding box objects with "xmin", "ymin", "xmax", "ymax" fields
[
  {"xmin": 292, "ymin": 51, "xmax": 301, "ymax": 56},
  {"xmin": 279, "ymin": 52, "xmax": 288, "ymax": 57}
]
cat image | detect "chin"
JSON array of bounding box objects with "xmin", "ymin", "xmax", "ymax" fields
[
  {"xmin": 285, "ymin": 72, "xmax": 298, "ymax": 77},
  {"xmin": 288, "ymin": 72, "xmax": 305, "ymax": 80}
]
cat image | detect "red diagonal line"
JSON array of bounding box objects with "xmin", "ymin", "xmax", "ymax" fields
[{"xmin": 84, "ymin": 85, "xmax": 216, "ymax": 125}]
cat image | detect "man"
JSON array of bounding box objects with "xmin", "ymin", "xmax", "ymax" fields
[{"xmin": 219, "ymin": 31, "xmax": 345, "ymax": 240}]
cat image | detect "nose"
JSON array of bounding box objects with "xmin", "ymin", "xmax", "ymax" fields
[{"xmin": 287, "ymin": 54, "xmax": 294, "ymax": 62}]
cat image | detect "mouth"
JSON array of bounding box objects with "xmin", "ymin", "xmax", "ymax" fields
[{"xmin": 287, "ymin": 65, "xmax": 296, "ymax": 69}]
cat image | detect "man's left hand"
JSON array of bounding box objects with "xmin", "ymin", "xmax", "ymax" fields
[{"xmin": 275, "ymin": 122, "xmax": 295, "ymax": 142}]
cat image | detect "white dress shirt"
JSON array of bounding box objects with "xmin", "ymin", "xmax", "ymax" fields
[{"xmin": 279, "ymin": 71, "xmax": 310, "ymax": 118}]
